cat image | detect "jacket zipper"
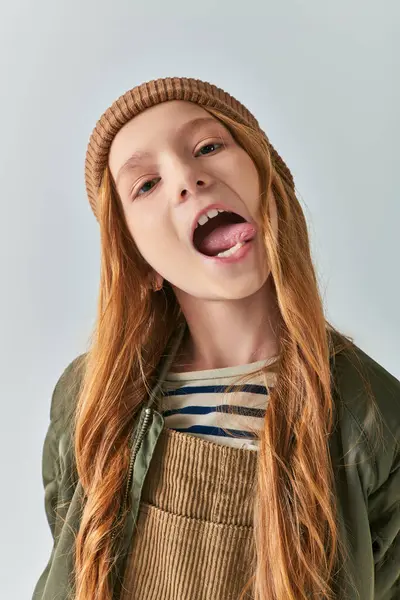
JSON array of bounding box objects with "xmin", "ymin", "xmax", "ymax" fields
[{"xmin": 111, "ymin": 407, "xmax": 153, "ymax": 542}]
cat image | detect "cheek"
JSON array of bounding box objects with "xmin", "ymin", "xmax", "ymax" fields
[
  {"xmin": 233, "ymin": 155, "xmax": 261, "ymax": 211},
  {"xmin": 126, "ymin": 207, "xmax": 161, "ymax": 239},
  {"xmin": 126, "ymin": 213, "xmax": 173, "ymax": 262}
]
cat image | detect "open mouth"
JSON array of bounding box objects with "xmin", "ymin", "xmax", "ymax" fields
[{"xmin": 193, "ymin": 211, "xmax": 255, "ymax": 257}]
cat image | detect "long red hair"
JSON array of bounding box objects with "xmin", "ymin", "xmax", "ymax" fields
[{"xmin": 71, "ymin": 107, "xmax": 382, "ymax": 599}]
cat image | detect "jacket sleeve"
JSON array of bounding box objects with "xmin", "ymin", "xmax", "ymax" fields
[
  {"xmin": 368, "ymin": 441, "xmax": 400, "ymax": 599},
  {"xmin": 364, "ymin": 356, "xmax": 400, "ymax": 599},
  {"xmin": 32, "ymin": 355, "xmax": 85, "ymax": 600},
  {"xmin": 335, "ymin": 339, "xmax": 400, "ymax": 599}
]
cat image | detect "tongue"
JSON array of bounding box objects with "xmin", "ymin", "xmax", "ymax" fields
[{"xmin": 198, "ymin": 222, "xmax": 257, "ymax": 255}]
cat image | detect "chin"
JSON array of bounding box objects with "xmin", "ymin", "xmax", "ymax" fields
[{"xmin": 207, "ymin": 275, "xmax": 269, "ymax": 300}]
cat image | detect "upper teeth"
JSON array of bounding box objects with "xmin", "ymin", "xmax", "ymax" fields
[{"xmin": 195, "ymin": 208, "xmax": 229, "ymax": 229}]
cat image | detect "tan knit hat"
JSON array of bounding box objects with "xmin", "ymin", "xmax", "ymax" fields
[{"xmin": 84, "ymin": 76, "xmax": 294, "ymax": 221}]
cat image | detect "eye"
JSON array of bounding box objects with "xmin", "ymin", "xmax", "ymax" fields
[
  {"xmin": 137, "ymin": 178, "xmax": 158, "ymax": 197},
  {"xmin": 196, "ymin": 142, "xmax": 223, "ymax": 156}
]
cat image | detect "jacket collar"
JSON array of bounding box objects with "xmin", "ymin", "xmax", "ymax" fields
[{"xmin": 144, "ymin": 320, "xmax": 188, "ymax": 411}]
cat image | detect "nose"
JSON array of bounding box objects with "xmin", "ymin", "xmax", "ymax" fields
[{"xmin": 170, "ymin": 160, "xmax": 211, "ymax": 204}]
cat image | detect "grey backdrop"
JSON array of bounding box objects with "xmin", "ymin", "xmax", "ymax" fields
[{"xmin": 1, "ymin": 1, "xmax": 398, "ymax": 597}]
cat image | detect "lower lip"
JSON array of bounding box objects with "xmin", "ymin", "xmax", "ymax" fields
[{"xmin": 200, "ymin": 237, "xmax": 255, "ymax": 264}]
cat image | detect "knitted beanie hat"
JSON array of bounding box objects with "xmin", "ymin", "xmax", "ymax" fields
[{"xmin": 84, "ymin": 76, "xmax": 294, "ymax": 221}]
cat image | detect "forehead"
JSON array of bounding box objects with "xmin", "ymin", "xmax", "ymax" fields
[{"xmin": 108, "ymin": 100, "xmax": 221, "ymax": 179}]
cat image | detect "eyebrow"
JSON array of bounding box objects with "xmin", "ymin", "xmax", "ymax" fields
[{"xmin": 115, "ymin": 116, "xmax": 222, "ymax": 186}]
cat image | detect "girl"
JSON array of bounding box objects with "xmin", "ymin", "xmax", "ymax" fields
[{"xmin": 33, "ymin": 77, "xmax": 400, "ymax": 600}]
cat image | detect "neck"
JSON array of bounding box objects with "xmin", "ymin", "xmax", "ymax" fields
[{"xmin": 172, "ymin": 277, "xmax": 282, "ymax": 372}]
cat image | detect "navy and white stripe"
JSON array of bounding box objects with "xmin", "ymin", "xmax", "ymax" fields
[{"xmin": 158, "ymin": 358, "xmax": 278, "ymax": 450}]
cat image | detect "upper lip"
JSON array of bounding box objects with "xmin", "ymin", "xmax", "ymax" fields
[{"xmin": 190, "ymin": 202, "xmax": 250, "ymax": 245}]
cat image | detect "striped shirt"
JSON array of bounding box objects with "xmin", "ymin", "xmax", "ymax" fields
[{"xmin": 158, "ymin": 357, "xmax": 278, "ymax": 451}]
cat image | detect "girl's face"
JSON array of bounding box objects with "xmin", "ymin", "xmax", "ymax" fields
[{"xmin": 108, "ymin": 100, "xmax": 277, "ymax": 300}]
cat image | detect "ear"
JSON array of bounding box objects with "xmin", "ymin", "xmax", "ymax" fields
[{"xmin": 148, "ymin": 272, "xmax": 164, "ymax": 292}]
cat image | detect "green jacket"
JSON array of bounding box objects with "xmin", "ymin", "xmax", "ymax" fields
[{"xmin": 32, "ymin": 326, "xmax": 400, "ymax": 599}]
